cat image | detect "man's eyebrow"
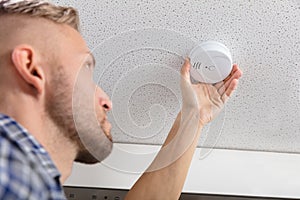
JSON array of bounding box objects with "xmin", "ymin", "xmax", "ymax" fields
[{"xmin": 87, "ymin": 51, "xmax": 96, "ymax": 68}]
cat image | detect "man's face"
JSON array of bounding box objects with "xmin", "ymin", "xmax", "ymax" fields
[{"xmin": 44, "ymin": 24, "xmax": 113, "ymax": 164}]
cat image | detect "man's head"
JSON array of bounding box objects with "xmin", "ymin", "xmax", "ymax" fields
[{"xmin": 0, "ymin": 0, "xmax": 113, "ymax": 164}]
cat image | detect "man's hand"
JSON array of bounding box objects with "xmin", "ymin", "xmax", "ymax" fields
[
  {"xmin": 126, "ymin": 59, "xmax": 243, "ymax": 200},
  {"xmin": 180, "ymin": 58, "xmax": 242, "ymax": 126}
]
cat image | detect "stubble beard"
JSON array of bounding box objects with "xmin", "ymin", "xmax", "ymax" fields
[{"xmin": 45, "ymin": 66, "xmax": 113, "ymax": 164}]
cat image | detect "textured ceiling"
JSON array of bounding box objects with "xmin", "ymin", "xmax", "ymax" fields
[{"xmin": 54, "ymin": 0, "xmax": 300, "ymax": 153}]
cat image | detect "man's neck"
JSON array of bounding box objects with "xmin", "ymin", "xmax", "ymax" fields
[
  {"xmin": 43, "ymin": 118, "xmax": 77, "ymax": 183},
  {"xmin": 0, "ymin": 97, "xmax": 77, "ymax": 184}
]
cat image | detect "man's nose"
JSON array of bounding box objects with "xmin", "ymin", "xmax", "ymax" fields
[
  {"xmin": 96, "ymin": 86, "xmax": 112, "ymax": 111},
  {"xmin": 99, "ymin": 97, "xmax": 112, "ymax": 111}
]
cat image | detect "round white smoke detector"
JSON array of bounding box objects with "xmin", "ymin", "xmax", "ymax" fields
[{"xmin": 189, "ymin": 41, "xmax": 233, "ymax": 84}]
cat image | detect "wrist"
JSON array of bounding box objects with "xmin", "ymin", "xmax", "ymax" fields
[{"xmin": 179, "ymin": 108, "xmax": 205, "ymax": 128}]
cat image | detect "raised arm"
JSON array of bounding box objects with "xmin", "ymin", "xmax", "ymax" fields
[{"xmin": 125, "ymin": 58, "xmax": 242, "ymax": 200}]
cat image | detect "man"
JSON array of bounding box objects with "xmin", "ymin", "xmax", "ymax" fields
[{"xmin": 0, "ymin": 0, "xmax": 242, "ymax": 199}]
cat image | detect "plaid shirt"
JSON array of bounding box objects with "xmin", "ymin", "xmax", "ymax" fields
[{"xmin": 0, "ymin": 114, "xmax": 66, "ymax": 200}]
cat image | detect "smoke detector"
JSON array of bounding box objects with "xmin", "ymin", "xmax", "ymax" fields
[{"xmin": 189, "ymin": 41, "xmax": 233, "ymax": 84}]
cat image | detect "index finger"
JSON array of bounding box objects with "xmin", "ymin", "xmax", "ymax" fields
[{"xmin": 215, "ymin": 64, "xmax": 242, "ymax": 90}]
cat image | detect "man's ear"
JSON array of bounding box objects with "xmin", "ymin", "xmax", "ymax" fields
[{"xmin": 11, "ymin": 45, "xmax": 45, "ymax": 94}]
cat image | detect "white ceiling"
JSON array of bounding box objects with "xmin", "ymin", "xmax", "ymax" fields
[{"xmin": 54, "ymin": 0, "xmax": 300, "ymax": 153}]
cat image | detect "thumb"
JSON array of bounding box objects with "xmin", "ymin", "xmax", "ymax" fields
[
  {"xmin": 180, "ymin": 57, "xmax": 191, "ymax": 84},
  {"xmin": 180, "ymin": 57, "xmax": 198, "ymax": 111}
]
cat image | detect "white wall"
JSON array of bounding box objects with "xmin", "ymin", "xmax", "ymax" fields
[{"xmin": 66, "ymin": 144, "xmax": 300, "ymax": 199}]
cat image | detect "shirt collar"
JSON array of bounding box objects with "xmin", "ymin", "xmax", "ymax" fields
[{"xmin": 0, "ymin": 113, "xmax": 61, "ymax": 180}]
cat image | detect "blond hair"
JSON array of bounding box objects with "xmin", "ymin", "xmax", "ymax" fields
[{"xmin": 0, "ymin": 0, "xmax": 80, "ymax": 31}]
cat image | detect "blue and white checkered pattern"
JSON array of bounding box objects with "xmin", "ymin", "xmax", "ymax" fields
[{"xmin": 0, "ymin": 113, "xmax": 66, "ymax": 200}]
